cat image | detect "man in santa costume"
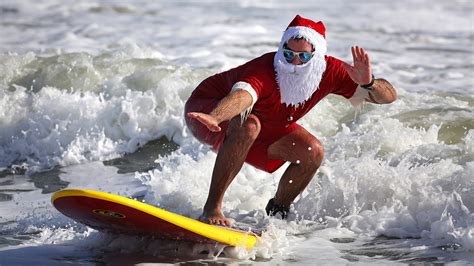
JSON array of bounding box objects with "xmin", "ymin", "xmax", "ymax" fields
[{"xmin": 185, "ymin": 15, "xmax": 397, "ymax": 226}]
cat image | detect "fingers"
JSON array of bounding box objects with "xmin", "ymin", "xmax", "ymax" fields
[
  {"xmin": 189, "ymin": 112, "xmax": 208, "ymax": 126},
  {"xmin": 187, "ymin": 112, "xmax": 198, "ymax": 119},
  {"xmin": 356, "ymin": 46, "xmax": 363, "ymax": 60},
  {"xmin": 356, "ymin": 46, "xmax": 371, "ymax": 75},
  {"xmin": 205, "ymin": 121, "xmax": 221, "ymax": 132},
  {"xmin": 187, "ymin": 112, "xmax": 221, "ymax": 132},
  {"xmin": 351, "ymin": 46, "xmax": 356, "ymax": 62},
  {"xmin": 355, "ymin": 46, "xmax": 363, "ymax": 62},
  {"xmin": 351, "ymin": 46, "xmax": 369, "ymax": 65},
  {"xmin": 361, "ymin": 48, "xmax": 368, "ymax": 64},
  {"xmin": 347, "ymin": 46, "xmax": 373, "ymax": 84}
]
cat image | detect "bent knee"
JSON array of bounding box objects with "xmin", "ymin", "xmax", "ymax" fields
[
  {"xmin": 227, "ymin": 114, "xmax": 261, "ymax": 140},
  {"xmin": 302, "ymin": 139, "xmax": 324, "ymax": 168},
  {"xmin": 242, "ymin": 114, "xmax": 261, "ymax": 136}
]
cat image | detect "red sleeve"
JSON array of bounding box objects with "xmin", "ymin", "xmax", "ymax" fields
[
  {"xmin": 240, "ymin": 75, "xmax": 264, "ymax": 99},
  {"xmin": 235, "ymin": 53, "xmax": 276, "ymax": 99},
  {"xmin": 327, "ymin": 56, "xmax": 358, "ymax": 99}
]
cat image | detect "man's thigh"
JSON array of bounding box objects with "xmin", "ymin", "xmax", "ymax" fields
[{"xmin": 267, "ymin": 126, "xmax": 322, "ymax": 164}]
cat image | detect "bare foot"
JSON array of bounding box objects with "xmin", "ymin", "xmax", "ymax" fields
[{"xmin": 199, "ymin": 209, "xmax": 232, "ymax": 227}]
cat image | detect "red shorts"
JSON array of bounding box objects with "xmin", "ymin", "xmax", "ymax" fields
[{"xmin": 185, "ymin": 97, "xmax": 301, "ymax": 173}]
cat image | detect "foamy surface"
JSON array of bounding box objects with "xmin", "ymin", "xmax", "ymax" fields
[{"xmin": 0, "ymin": 0, "xmax": 473, "ymax": 264}]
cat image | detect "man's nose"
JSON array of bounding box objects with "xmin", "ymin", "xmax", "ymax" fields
[{"xmin": 291, "ymin": 56, "xmax": 303, "ymax": 65}]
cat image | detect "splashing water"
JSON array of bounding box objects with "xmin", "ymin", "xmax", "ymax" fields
[{"xmin": 0, "ymin": 0, "xmax": 473, "ymax": 264}]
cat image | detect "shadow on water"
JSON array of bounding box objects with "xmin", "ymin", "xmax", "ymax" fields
[
  {"xmin": 0, "ymin": 245, "xmax": 190, "ymax": 265},
  {"xmin": 338, "ymin": 235, "xmax": 473, "ymax": 264},
  {"xmin": 103, "ymin": 136, "xmax": 179, "ymax": 174},
  {"xmin": 0, "ymin": 136, "xmax": 179, "ymax": 198},
  {"xmin": 0, "ymin": 167, "xmax": 68, "ymax": 195},
  {"xmin": 29, "ymin": 167, "xmax": 69, "ymax": 194},
  {"xmin": 0, "ymin": 237, "xmax": 238, "ymax": 265}
]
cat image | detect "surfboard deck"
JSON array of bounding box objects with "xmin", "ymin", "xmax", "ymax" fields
[{"xmin": 51, "ymin": 189, "xmax": 258, "ymax": 250}]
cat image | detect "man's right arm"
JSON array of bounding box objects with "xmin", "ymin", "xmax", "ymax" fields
[{"xmin": 187, "ymin": 89, "xmax": 253, "ymax": 132}]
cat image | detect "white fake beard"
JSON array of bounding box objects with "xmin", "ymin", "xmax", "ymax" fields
[{"xmin": 274, "ymin": 49, "xmax": 327, "ymax": 107}]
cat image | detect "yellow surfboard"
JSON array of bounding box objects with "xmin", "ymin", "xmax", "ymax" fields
[{"xmin": 52, "ymin": 189, "xmax": 258, "ymax": 250}]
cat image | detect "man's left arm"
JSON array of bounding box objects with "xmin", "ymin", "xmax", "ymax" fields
[
  {"xmin": 362, "ymin": 78, "xmax": 397, "ymax": 104},
  {"xmin": 343, "ymin": 46, "xmax": 397, "ymax": 105}
]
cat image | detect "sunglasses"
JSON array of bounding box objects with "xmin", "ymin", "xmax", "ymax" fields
[{"xmin": 282, "ymin": 45, "xmax": 314, "ymax": 63}]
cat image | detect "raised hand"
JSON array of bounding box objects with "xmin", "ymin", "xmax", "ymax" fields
[
  {"xmin": 342, "ymin": 46, "xmax": 373, "ymax": 85},
  {"xmin": 187, "ymin": 112, "xmax": 221, "ymax": 132}
]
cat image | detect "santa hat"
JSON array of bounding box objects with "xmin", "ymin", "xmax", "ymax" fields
[{"xmin": 279, "ymin": 15, "xmax": 327, "ymax": 57}]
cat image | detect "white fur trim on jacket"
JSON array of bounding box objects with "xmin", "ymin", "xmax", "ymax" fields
[
  {"xmin": 231, "ymin": 81, "xmax": 258, "ymax": 123},
  {"xmin": 231, "ymin": 81, "xmax": 258, "ymax": 105}
]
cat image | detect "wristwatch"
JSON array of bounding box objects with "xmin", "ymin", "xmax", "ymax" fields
[{"xmin": 361, "ymin": 74, "xmax": 375, "ymax": 91}]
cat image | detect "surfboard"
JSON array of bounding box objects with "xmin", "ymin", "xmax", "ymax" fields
[{"xmin": 51, "ymin": 189, "xmax": 258, "ymax": 250}]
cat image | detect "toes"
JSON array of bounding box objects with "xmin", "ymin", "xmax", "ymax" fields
[{"xmin": 201, "ymin": 214, "xmax": 231, "ymax": 227}]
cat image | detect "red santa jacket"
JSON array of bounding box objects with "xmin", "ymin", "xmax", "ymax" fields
[{"xmin": 188, "ymin": 52, "xmax": 358, "ymax": 141}]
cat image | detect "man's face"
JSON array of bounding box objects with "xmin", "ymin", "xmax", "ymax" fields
[{"xmin": 285, "ymin": 38, "xmax": 314, "ymax": 65}]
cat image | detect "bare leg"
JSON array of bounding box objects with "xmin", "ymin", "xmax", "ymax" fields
[
  {"xmin": 201, "ymin": 114, "xmax": 261, "ymax": 226},
  {"xmin": 267, "ymin": 127, "xmax": 323, "ymax": 212}
]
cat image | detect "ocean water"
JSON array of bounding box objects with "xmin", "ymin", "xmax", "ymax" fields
[{"xmin": 0, "ymin": 0, "xmax": 473, "ymax": 264}]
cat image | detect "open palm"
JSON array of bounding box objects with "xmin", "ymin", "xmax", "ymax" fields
[
  {"xmin": 342, "ymin": 46, "xmax": 373, "ymax": 85},
  {"xmin": 187, "ymin": 112, "xmax": 221, "ymax": 132}
]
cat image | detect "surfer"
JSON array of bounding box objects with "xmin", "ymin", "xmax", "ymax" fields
[{"xmin": 185, "ymin": 15, "xmax": 397, "ymax": 226}]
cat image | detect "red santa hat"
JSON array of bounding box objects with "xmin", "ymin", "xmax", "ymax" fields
[{"xmin": 279, "ymin": 15, "xmax": 327, "ymax": 56}]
